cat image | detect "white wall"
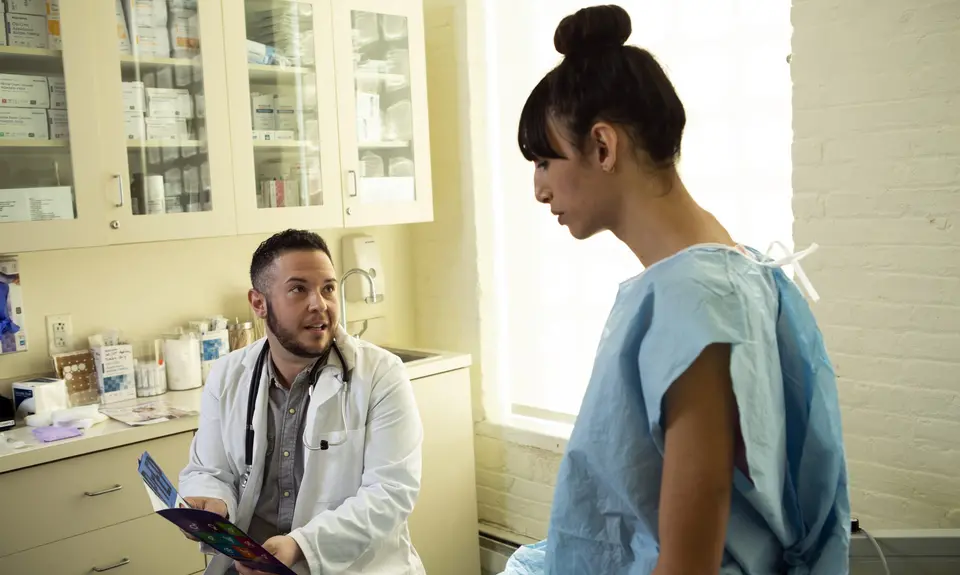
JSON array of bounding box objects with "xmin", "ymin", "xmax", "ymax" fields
[
  {"xmin": 792, "ymin": 0, "xmax": 960, "ymax": 529},
  {"xmin": 452, "ymin": 0, "xmax": 960, "ymax": 540}
]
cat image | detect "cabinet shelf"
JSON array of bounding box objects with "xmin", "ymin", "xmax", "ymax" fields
[
  {"xmin": 126, "ymin": 140, "xmax": 202, "ymax": 148},
  {"xmin": 253, "ymin": 140, "xmax": 318, "ymax": 149},
  {"xmin": 0, "ymin": 139, "xmax": 68, "ymax": 148},
  {"xmin": 0, "ymin": 46, "xmax": 63, "ymax": 73},
  {"xmin": 359, "ymin": 140, "xmax": 409, "ymax": 150},
  {"xmin": 248, "ymin": 63, "xmax": 314, "ymax": 84},
  {"xmin": 119, "ymin": 55, "xmax": 201, "ymax": 72}
]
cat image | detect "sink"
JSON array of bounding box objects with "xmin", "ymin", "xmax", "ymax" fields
[{"xmin": 384, "ymin": 347, "xmax": 437, "ymax": 364}]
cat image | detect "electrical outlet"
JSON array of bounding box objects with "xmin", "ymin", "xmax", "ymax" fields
[{"xmin": 46, "ymin": 314, "xmax": 73, "ymax": 356}]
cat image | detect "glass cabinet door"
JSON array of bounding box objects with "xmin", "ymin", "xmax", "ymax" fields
[
  {"xmin": 333, "ymin": 0, "xmax": 433, "ymax": 227},
  {"xmin": 97, "ymin": 0, "xmax": 236, "ymax": 243},
  {"xmin": 226, "ymin": 0, "xmax": 344, "ymax": 233},
  {"xmin": 0, "ymin": 1, "xmax": 108, "ymax": 252}
]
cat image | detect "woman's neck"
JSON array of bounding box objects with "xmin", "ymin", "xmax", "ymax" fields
[{"xmin": 609, "ymin": 170, "xmax": 734, "ymax": 268}]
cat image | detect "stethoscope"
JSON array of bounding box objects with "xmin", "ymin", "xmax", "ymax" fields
[{"xmin": 241, "ymin": 339, "xmax": 351, "ymax": 490}]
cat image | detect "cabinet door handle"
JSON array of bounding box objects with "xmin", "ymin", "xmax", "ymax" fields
[
  {"xmin": 348, "ymin": 170, "xmax": 358, "ymax": 197},
  {"xmin": 114, "ymin": 173, "xmax": 125, "ymax": 207},
  {"xmin": 92, "ymin": 558, "xmax": 130, "ymax": 572},
  {"xmin": 84, "ymin": 484, "xmax": 123, "ymax": 497}
]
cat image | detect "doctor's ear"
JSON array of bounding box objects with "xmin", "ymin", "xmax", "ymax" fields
[{"xmin": 248, "ymin": 289, "xmax": 268, "ymax": 318}]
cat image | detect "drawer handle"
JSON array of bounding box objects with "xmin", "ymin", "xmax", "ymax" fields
[
  {"xmin": 84, "ymin": 484, "xmax": 123, "ymax": 497},
  {"xmin": 92, "ymin": 558, "xmax": 130, "ymax": 572}
]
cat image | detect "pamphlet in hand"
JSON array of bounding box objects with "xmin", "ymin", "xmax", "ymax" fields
[{"xmin": 137, "ymin": 451, "xmax": 296, "ymax": 575}]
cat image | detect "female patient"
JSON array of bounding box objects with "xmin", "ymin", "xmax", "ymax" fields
[{"xmin": 502, "ymin": 4, "xmax": 850, "ymax": 575}]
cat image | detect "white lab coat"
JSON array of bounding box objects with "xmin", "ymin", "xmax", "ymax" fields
[{"xmin": 179, "ymin": 326, "xmax": 425, "ymax": 575}]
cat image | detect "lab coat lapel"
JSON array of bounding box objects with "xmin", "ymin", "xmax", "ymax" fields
[{"xmin": 236, "ymin": 340, "xmax": 271, "ymax": 529}]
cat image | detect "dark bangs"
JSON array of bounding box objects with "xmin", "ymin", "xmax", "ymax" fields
[{"xmin": 517, "ymin": 74, "xmax": 566, "ymax": 162}]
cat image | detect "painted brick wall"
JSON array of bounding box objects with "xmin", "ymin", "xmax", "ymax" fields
[
  {"xmin": 460, "ymin": 0, "xmax": 960, "ymax": 540},
  {"xmin": 791, "ymin": 0, "xmax": 960, "ymax": 529}
]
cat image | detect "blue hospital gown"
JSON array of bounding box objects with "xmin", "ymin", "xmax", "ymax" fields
[{"xmin": 507, "ymin": 244, "xmax": 851, "ymax": 575}]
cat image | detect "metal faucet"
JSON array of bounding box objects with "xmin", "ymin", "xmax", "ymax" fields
[{"xmin": 338, "ymin": 268, "xmax": 383, "ymax": 333}]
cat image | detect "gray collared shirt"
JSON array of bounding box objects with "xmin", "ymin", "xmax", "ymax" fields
[{"xmin": 246, "ymin": 357, "xmax": 319, "ymax": 544}]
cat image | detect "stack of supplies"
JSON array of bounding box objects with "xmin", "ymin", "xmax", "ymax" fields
[{"xmin": 246, "ymin": 2, "xmax": 314, "ymax": 67}]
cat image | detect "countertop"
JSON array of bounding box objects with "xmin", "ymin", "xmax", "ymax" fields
[{"xmin": 0, "ymin": 346, "xmax": 471, "ymax": 475}]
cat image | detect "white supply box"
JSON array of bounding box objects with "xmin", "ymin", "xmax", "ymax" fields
[
  {"xmin": 128, "ymin": 0, "xmax": 167, "ymax": 28},
  {"xmin": 134, "ymin": 26, "xmax": 170, "ymax": 58},
  {"xmin": 251, "ymin": 93, "xmax": 275, "ymax": 130},
  {"xmin": 115, "ymin": 0, "xmax": 131, "ymax": 54},
  {"xmin": 5, "ymin": 0, "xmax": 45, "ymax": 16},
  {"xmin": 0, "ymin": 185, "xmax": 73, "ymax": 222},
  {"xmin": 47, "ymin": 108, "xmax": 67, "ymax": 139},
  {"xmin": 145, "ymin": 87, "xmax": 191, "ymax": 117},
  {"xmin": 0, "ymin": 108, "xmax": 48, "ymax": 139},
  {"xmin": 168, "ymin": 10, "xmax": 199, "ymax": 57},
  {"xmin": 46, "ymin": 75, "xmax": 65, "ymax": 108},
  {"xmin": 45, "ymin": 0, "xmax": 59, "ymax": 50},
  {"xmin": 274, "ymin": 95, "xmax": 301, "ymax": 132},
  {"xmin": 124, "ymin": 111, "xmax": 145, "ymax": 140},
  {"xmin": 0, "ymin": 73, "xmax": 48, "ymax": 107},
  {"xmin": 145, "ymin": 116, "xmax": 188, "ymax": 141},
  {"xmin": 122, "ymin": 81, "xmax": 144, "ymax": 112},
  {"xmin": 12, "ymin": 377, "xmax": 67, "ymax": 418},
  {"xmin": 92, "ymin": 344, "xmax": 137, "ymax": 405},
  {"xmin": 273, "ymin": 130, "xmax": 295, "ymax": 141},
  {"xmin": 4, "ymin": 13, "xmax": 45, "ymax": 48}
]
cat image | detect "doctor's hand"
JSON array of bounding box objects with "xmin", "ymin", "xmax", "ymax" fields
[
  {"xmin": 235, "ymin": 535, "xmax": 304, "ymax": 574},
  {"xmin": 179, "ymin": 496, "xmax": 228, "ymax": 541}
]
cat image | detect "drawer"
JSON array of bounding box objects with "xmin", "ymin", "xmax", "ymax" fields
[
  {"xmin": 0, "ymin": 513, "xmax": 205, "ymax": 575},
  {"xmin": 0, "ymin": 431, "xmax": 193, "ymax": 557}
]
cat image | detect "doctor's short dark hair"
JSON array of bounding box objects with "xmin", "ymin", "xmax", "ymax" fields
[
  {"xmin": 250, "ymin": 229, "xmax": 333, "ymax": 293},
  {"xmin": 517, "ymin": 4, "xmax": 686, "ymax": 168}
]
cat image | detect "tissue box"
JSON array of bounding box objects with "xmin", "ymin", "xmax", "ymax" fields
[
  {"xmin": 12, "ymin": 377, "xmax": 68, "ymax": 418},
  {"xmin": 92, "ymin": 344, "xmax": 136, "ymax": 404}
]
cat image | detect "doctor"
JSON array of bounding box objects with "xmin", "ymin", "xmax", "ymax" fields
[{"xmin": 179, "ymin": 229, "xmax": 425, "ymax": 575}]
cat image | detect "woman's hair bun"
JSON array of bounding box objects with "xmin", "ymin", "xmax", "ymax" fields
[{"xmin": 554, "ymin": 4, "xmax": 632, "ymax": 57}]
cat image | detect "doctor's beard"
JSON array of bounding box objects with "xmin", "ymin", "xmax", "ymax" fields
[{"xmin": 265, "ymin": 299, "xmax": 330, "ymax": 359}]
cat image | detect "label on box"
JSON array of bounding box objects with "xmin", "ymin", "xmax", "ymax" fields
[
  {"xmin": 47, "ymin": 108, "xmax": 67, "ymax": 139},
  {"xmin": 251, "ymin": 93, "xmax": 275, "ymax": 130},
  {"xmin": 0, "ymin": 108, "xmax": 48, "ymax": 139},
  {"xmin": 0, "ymin": 73, "xmax": 48, "ymax": 108},
  {"xmin": 5, "ymin": 13, "xmax": 46, "ymax": 48},
  {"xmin": 274, "ymin": 96, "xmax": 300, "ymax": 131},
  {"xmin": 6, "ymin": 0, "xmax": 45, "ymax": 16},
  {"xmin": 0, "ymin": 186, "xmax": 74, "ymax": 222},
  {"xmin": 46, "ymin": 75, "xmax": 65, "ymax": 108},
  {"xmin": 45, "ymin": 12, "xmax": 60, "ymax": 50},
  {"xmin": 45, "ymin": 0, "xmax": 59, "ymax": 15},
  {"xmin": 135, "ymin": 26, "xmax": 170, "ymax": 58},
  {"xmin": 273, "ymin": 130, "xmax": 295, "ymax": 141}
]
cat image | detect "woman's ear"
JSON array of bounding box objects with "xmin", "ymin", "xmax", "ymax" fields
[{"xmin": 591, "ymin": 122, "xmax": 619, "ymax": 173}]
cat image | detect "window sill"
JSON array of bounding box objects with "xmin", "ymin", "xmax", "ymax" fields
[{"xmin": 475, "ymin": 414, "xmax": 573, "ymax": 455}]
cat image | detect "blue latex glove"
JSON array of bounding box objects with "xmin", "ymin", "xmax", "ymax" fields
[{"xmin": 0, "ymin": 282, "xmax": 20, "ymax": 335}]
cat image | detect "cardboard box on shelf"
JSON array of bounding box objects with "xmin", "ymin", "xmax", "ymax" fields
[
  {"xmin": 134, "ymin": 26, "xmax": 171, "ymax": 58},
  {"xmin": 0, "ymin": 73, "xmax": 48, "ymax": 108},
  {"xmin": 0, "ymin": 108, "xmax": 48, "ymax": 139},
  {"xmin": 4, "ymin": 13, "xmax": 46, "ymax": 48},
  {"xmin": 46, "ymin": 75, "xmax": 65, "ymax": 108},
  {"xmin": 45, "ymin": 3, "xmax": 59, "ymax": 50},
  {"xmin": 115, "ymin": 0, "xmax": 131, "ymax": 54},
  {"xmin": 145, "ymin": 116, "xmax": 188, "ymax": 141},
  {"xmin": 0, "ymin": 186, "xmax": 73, "ymax": 223},
  {"xmin": 251, "ymin": 93, "xmax": 275, "ymax": 130},
  {"xmin": 145, "ymin": 87, "xmax": 191, "ymax": 118},
  {"xmin": 122, "ymin": 81, "xmax": 144, "ymax": 112},
  {"xmin": 124, "ymin": 111, "xmax": 145, "ymax": 140},
  {"xmin": 5, "ymin": 0, "xmax": 45, "ymax": 16},
  {"xmin": 46, "ymin": 108, "xmax": 66, "ymax": 139},
  {"xmin": 168, "ymin": 10, "xmax": 199, "ymax": 57}
]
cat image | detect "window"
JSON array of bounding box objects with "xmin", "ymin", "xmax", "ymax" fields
[{"xmin": 484, "ymin": 1, "xmax": 794, "ymax": 418}]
